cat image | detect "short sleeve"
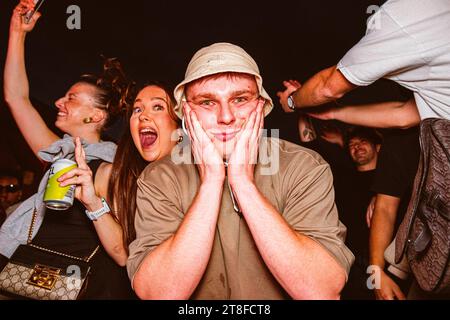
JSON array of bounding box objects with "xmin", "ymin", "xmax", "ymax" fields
[
  {"xmin": 337, "ymin": 7, "xmax": 426, "ymax": 86},
  {"xmin": 282, "ymin": 158, "xmax": 355, "ymax": 277},
  {"xmin": 126, "ymin": 164, "xmax": 184, "ymax": 283}
]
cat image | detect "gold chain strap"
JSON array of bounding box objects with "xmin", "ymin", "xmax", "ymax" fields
[
  {"xmin": 26, "ymin": 208, "xmax": 99, "ymax": 263},
  {"xmin": 28, "ymin": 243, "xmax": 100, "ymax": 263}
]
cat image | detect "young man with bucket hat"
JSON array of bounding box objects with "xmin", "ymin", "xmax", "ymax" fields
[{"xmin": 127, "ymin": 43, "xmax": 354, "ymax": 300}]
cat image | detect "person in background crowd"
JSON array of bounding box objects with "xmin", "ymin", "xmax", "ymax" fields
[
  {"xmin": 1, "ymin": 0, "xmax": 134, "ymax": 299},
  {"xmin": 0, "ymin": 169, "xmax": 23, "ymax": 216},
  {"xmin": 369, "ymin": 128, "xmax": 420, "ymax": 300}
]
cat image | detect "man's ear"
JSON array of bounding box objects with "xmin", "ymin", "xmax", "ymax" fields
[{"xmin": 376, "ymin": 144, "xmax": 381, "ymax": 153}]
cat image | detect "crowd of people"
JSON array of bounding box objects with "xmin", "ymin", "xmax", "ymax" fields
[{"xmin": 0, "ymin": 0, "xmax": 449, "ymax": 300}]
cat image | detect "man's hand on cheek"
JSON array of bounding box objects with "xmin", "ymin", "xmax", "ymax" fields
[
  {"xmin": 227, "ymin": 99, "xmax": 264, "ymax": 187},
  {"xmin": 183, "ymin": 103, "xmax": 225, "ymax": 183}
]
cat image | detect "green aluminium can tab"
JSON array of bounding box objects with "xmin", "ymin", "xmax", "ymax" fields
[{"xmin": 44, "ymin": 159, "xmax": 77, "ymax": 210}]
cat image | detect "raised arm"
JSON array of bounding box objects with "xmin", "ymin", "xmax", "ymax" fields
[
  {"xmin": 4, "ymin": 0, "xmax": 59, "ymax": 156},
  {"xmin": 277, "ymin": 66, "xmax": 357, "ymax": 112},
  {"xmin": 308, "ymin": 98, "xmax": 420, "ymax": 129}
]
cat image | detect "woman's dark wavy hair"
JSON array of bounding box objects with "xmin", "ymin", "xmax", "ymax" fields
[
  {"xmin": 79, "ymin": 57, "xmax": 137, "ymax": 141},
  {"xmin": 107, "ymin": 81, "xmax": 180, "ymax": 249}
]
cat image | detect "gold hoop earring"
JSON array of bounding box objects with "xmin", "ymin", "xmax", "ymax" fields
[
  {"xmin": 83, "ymin": 117, "xmax": 92, "ymax": 124},
  {"xmin": 177, "ymin": 135, "xmax": 184, "ymax": 144}
]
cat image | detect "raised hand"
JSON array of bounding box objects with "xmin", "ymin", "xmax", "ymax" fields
[
  {"xmin": 276, "ymin": 80, "xmax": 301, "ymax": 113},
  {"xmin": 320, "ymin": 124, "xmax": 344, "ymax": 147},
  {"xmin": 227, "ymin": 98, "xmax": 265, "ymax": 187},
  {"xmin": 183, "ymin": 102, "xmax": 225, "ymax": 183},
  {"xmin": 58, "ymin": 137, "xmax": 103, "ymax": 211},
  {"xmin": 11, "ymin": 0, "xmax": 41, "ymax": 34}
]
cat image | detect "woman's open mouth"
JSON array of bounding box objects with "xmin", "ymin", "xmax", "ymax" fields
[{"xmin": 139, "ymin": 128, "xmax": 158, "ymax": 149}]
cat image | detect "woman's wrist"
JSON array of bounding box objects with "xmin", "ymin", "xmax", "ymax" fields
[
  {"xmin": 84, "ymin": 197, "xmax": 104, "ymax": 212},
  {"xmin": 9, "ymin": 31, "xmax": 26, "ymax": 43}
]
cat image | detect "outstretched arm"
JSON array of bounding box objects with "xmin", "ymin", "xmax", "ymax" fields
[
  {"xmin": 4, "ymin": 0, "xmax": 59, "ymax": 156},
  {"xmin": 277, "ymin": 66, "xmax": 357, "ymax": 112},
  {"xmin": 308, "ymin": 98, "xmax": 420, "ymax": 129}
]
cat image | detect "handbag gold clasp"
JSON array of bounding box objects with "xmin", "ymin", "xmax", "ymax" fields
[{"xmin": 27, "ymin": 264, "xmax": 61, "ymax": 290}]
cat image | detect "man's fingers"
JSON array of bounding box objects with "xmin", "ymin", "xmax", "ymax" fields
[
  {"xmin": 393, "ymin": 286, "xmax": 406, "ymax": 300},
  {"xmin": 183, "ymin": 103, "xmax": 196, "ymax": 142},
  {"xmin": 191, "ymin": 111, "xmax": 212, "ymax": 149},
  {"xmin": 184, "ymin": 104, "xmax": 196, "ymax": 139},
  {"xmin": 242, "ymin": 111, "xmax": 257, "ymax": 140},
  {"xmin": 251, "ymin": 101, "xmax": 264, "ymax": 142}
]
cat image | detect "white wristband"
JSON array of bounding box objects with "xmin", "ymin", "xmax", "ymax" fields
[{"xmin": 85, "ymin": 198, "xmax": 110, "ymax": 221}]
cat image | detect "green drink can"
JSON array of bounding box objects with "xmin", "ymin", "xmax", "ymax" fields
[{"xmin": 44, "ymin": 159, "xmax": 77, "ymax": 210}]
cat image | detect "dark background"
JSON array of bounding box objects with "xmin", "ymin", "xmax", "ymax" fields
[{"xmin": 0, "ymin": 0, "xmax": 406, "ymax": 184}]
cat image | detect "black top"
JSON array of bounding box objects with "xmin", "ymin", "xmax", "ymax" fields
[
  {"xmin": 32, "ymin": 160, "xmax": 136, "ymax": 299},
  {"xmin": 371, "ymin": 127, "xmax": 420, "ymax": 232},
  {"xmin": 339, "ymin": 169, "xmax": 376, "ymax": 266}
]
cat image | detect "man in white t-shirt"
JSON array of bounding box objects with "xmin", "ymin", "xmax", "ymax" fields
[
  {"xmin": 277, "ymin": 0, "xmax": 450, "ymax": 300},
  {"xmin": 277, "ymin": 0, "xmax": 450, "ymax": 126}
]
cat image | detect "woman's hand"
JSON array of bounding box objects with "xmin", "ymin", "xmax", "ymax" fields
[
  {"xmin": 10, "ymin": 0, "xmax": 41, "ymax": 34},
  {"xmin": 58, "ymin": 137, "xmax": 103, "ymax": 212}
]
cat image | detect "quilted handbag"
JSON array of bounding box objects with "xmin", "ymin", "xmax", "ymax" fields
[
  {"xmin": 0, "ymin": 209, "xmax": 99, "ymax": 300},
  {"xmin": 395, "ymin": 118, "xmax": 450, "ymax": 294}
]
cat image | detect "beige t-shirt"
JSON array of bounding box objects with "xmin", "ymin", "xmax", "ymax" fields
[{"xmin": 127, "ymin": 138, "xmax": 354, "ymax": 299}]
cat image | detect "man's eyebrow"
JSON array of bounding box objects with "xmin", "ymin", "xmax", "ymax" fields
[
  {"xmin": 191, "ymin": 93, "xmax": 217, "ymax": 100},
  {"xmin": 191, "ymin": 90, "xmax": 256, "ymax": 100},
  {"xmin": 231, "ymin": 89, "xmax": 256, "ymax": 96}
]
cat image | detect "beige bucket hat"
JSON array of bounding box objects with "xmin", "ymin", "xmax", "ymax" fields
[{"xmin": 173, "ymin": 42, "xmax": 273, "ymax": 119}]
